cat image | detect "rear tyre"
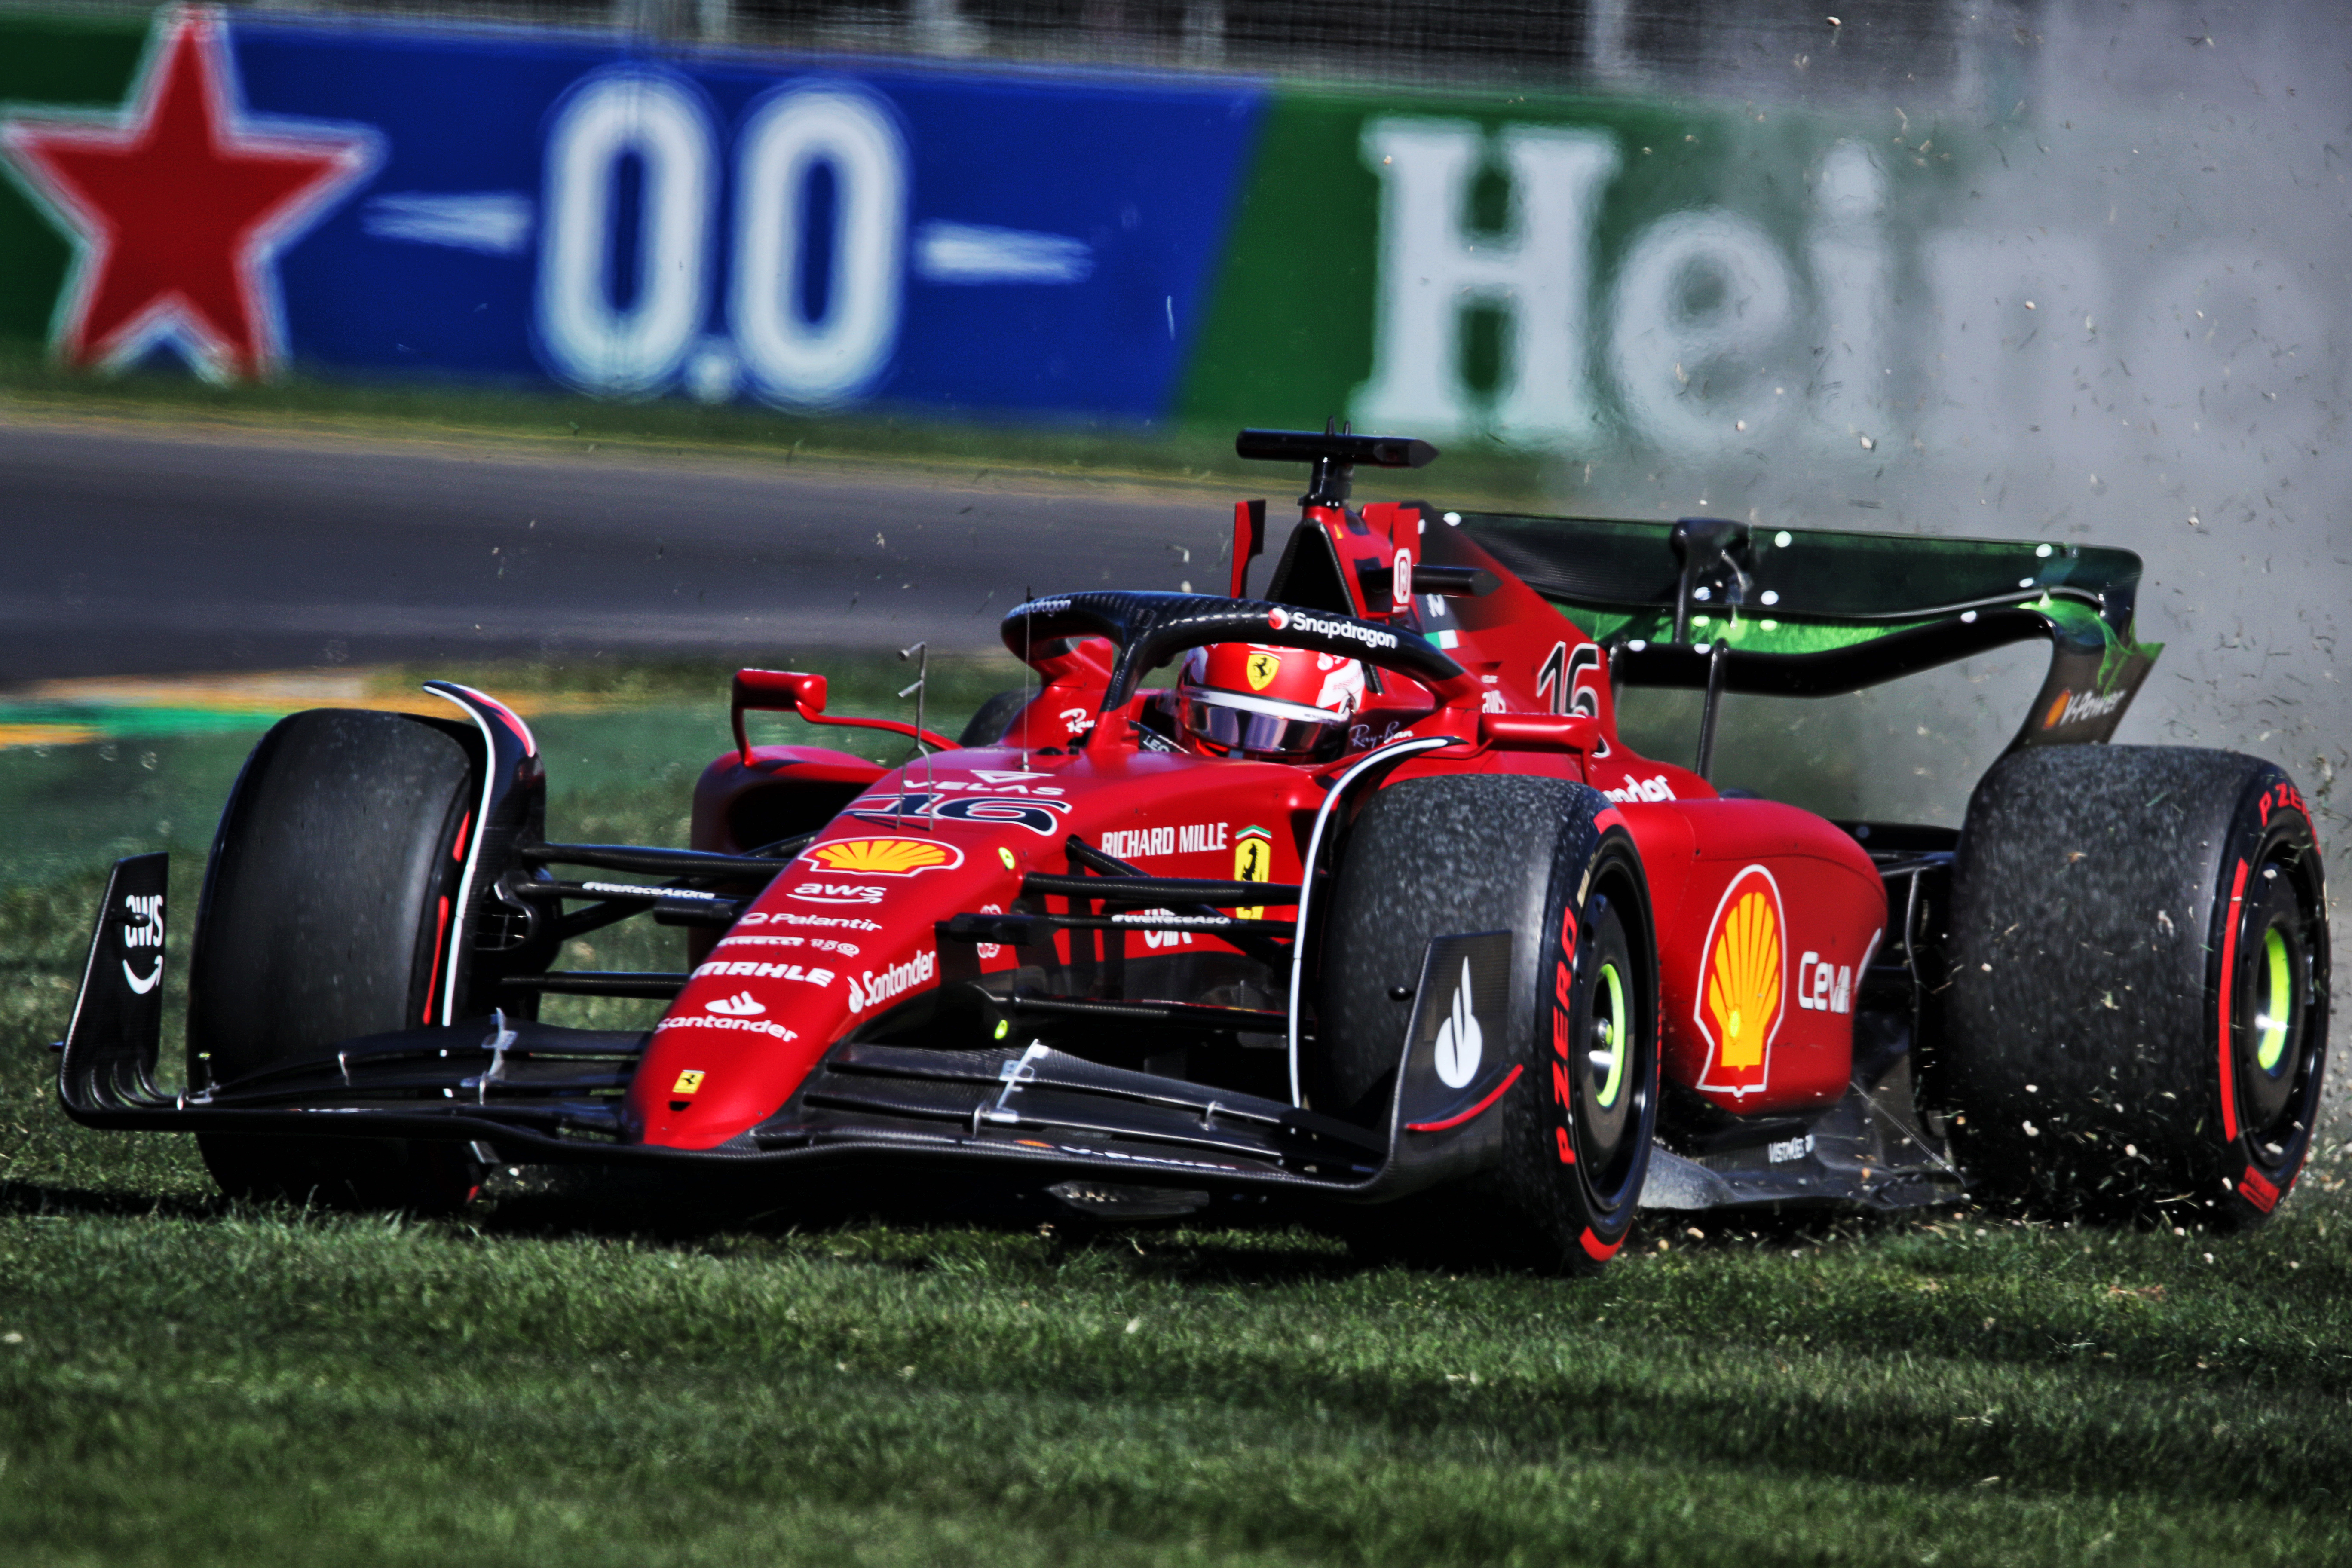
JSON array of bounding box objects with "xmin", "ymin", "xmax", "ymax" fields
[
  {"xmin": 1322, "ymin": 776, "xmax": 1659, "ymax": 1271},
  {"xmin": 1936, "ymin": 746, "xmax": 2329, "ymax": 1227},
  {"xmin": 958, "ymin": 690, "xmax": 1029, "ymax": 748},
  {"xmin": 189, "ymin": 709, "xmax": 491, "ymax": 1212}
]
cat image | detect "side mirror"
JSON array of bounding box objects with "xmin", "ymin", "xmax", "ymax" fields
[{"xmin": 732, "ymin": 669, "xmax": 828, "ymax": 763}]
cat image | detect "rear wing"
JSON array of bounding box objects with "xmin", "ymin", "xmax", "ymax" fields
[{"xmin": 1457, "ymin": 512, "xmax": 2161, "ymax": 753}]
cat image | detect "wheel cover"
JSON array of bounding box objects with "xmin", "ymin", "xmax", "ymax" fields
[
  {"xmin": 2254, "ymin": 925, "xmax": 2294, "ymax": 1074},
  {"xmin": 1591, "ymin": 961, "xmax": 1628, "ymax": 1110},
  {"xmin": 1574, "ymin": 919, "xmax": 1638, "ymax": 1172},
  {"xmin": 2234, "ymin": 863, "xmax": 2319, "ymax": 1139}
]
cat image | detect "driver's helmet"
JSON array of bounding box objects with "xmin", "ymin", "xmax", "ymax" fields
[{"xmin": 1176, "ymin": 643, "xmax": 1365, "ymax": 762}]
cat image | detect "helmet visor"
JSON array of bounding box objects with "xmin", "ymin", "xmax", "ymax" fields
[{"xmin": 1181, "ymin": 693, "xmax": 1339, "ymax": 761}]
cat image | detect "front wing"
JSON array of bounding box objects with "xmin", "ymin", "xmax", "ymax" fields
[
  {"xmin": 56, "ymin": 856, "xmax": 1960, "ymax": 1214},
  {"xmin": 55, "ymin": 856, "xmax": 1512, "ymax": 1204}
]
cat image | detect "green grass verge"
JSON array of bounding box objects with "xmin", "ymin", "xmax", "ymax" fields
[
  {"xmin": 3, "ymin": 658, "xmax": 2350, "ymax": 1566},
  {"xmin": 0, "ymin": 346, "xmax": 1561, "ymax": 508}
]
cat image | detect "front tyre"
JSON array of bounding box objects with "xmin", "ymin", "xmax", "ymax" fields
[
  {"xmin": 188, "ymin": 708, "xmax": 492, "ymax": 1212},
  {"xmin": 1938, "ymin": 746, "xmax": 2329, "ymax": 1227},
  {"xmin": 1322, "ymin": 776, "xmax": 1659, "ymax": 1271},
  {"xmin": 1542, "ymin": 875, "xmax": 1652, "ymax": 1259},
  {"xmin": 958, "ymin": 689, "xmax": 1030, "ymax": 748}
]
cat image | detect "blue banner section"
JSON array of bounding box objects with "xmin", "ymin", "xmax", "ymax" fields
[{"xmin": 229, "ymin": 18, "xmax": 1265, "ymax": 420}]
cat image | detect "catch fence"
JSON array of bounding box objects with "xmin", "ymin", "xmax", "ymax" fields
[{"xmin": 9, "ymin": 0, "xmax": 2040, "ymax": 103}]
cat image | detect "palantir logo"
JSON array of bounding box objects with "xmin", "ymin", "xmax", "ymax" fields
[
  {"xmin": 1433, "ymin": 957, "xmax": 1483, "ymax": 1088},
  {"xmin": 704, "ymin": 991, "xmax": 766, "ymax": 1017}
]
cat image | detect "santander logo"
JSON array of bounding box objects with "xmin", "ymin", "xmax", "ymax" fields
[
  {"xmin": 1433, "ymin": 957, "xmax": 1483, "ymax": 1088},
  {"xmin": 704, "ymin": 991, "xmax": 766, "ymax": 1017},
  {"xmin": 845, "ymin": 949, "xmax": 940, "ymax": 1015}
]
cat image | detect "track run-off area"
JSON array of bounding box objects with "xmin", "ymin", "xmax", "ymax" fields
[{"xmin": 0, "ymin": 413, "xmax": 1231, "ymax": 683}]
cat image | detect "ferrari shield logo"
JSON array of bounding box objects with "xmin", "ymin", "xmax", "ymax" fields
[
  {"xmin": 1233, "ymin": 826, "xmax": 1273, "ymax": 919},
  {"xmin": 1691, "ymin": 864, "xmax": 1785, "ymax": 1099},
  {"xmin": 1245, "ymin": 652, "xmax": 1281, "ymax": 691}
]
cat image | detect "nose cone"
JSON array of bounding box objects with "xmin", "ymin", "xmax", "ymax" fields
[
  {"xmin": 627, "ymin": 830, "xmax": 987, "ymax": 1148},
  {"xmin": 631, "ymin": 963, "xmax": 836, "ymax": 1148}
]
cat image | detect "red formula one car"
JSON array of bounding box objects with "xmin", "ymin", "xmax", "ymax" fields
[{"xmin": 57, "ymin": 430, "xmax": 2330, "ymax": 1265}]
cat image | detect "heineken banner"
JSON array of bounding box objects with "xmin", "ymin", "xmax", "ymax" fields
[{"xmin": 0, "ymin": 6, "xmax": 2324, "ymax": 471}]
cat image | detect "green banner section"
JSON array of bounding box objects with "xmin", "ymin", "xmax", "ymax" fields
[
  {"xmin": 1182, "ymin": 80, "xmax": 1966, "ymax": 454},
  {"xmin": 0, "ymin": 12, "xmax": 150, "ymax": 348}
]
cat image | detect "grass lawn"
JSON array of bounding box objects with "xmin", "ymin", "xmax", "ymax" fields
[{"xmin": 1, "ymin": 659, "xmax": 2348, "ymax": 1567}]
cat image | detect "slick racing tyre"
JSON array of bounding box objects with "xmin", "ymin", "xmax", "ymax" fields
[
  {"xmin": 1937, "ymin": 746, "xmax": 2329, "ymax": 1227},
  {"xmin": 958, "ymin": 690, "xmax": 1030, "ymax": 748},
  {"xmin": 187, "ymin": 709, "xmax": 491, "ymax": 1213},
  {"xmin": 1322, "ymin": 776, "xmax": 1659, "ymax": 1272}
]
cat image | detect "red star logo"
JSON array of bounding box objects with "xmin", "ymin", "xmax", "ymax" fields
[{"xmin": 0, "ymin": 6, "xmax": 377, "ymax": 380}]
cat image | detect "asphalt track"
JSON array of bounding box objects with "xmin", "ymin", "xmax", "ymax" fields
[{"xmin": 0, "ymin": 417, "xmax": 1232, "ymax": 683}]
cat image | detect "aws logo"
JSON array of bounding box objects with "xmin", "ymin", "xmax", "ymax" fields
[
  {"xmin": 121, "ymin": 891, "xmax": 164, "ymax": 995},
  {"xmin": 800, "ymin": 837, "xmax": 965, "ymax": 877},
  {"xmin": 1692, "ymin": 865, "xmax": 1785, "ymax": 1099}
]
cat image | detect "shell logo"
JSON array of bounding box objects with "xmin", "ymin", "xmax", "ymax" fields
[
  {"xmin": 1692, "ymin": 864, "xmax": 1785, "ymax": 1099},
  {"xmin": 2042, "ymin": 689, "xmax": 2072, "ymax": 729},
  {"xmin": 801, "ymin": 837, "xmax": 965, "ymax": 877}
]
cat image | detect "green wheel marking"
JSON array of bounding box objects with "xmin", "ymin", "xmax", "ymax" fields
[
  {"xmin": 2254, "ymin": 925, "xmax": 2293, "ymax": 1073},
  {"xmin": 1592, "ymin": 961, "xmax": 1627, "ymax": 1109}
]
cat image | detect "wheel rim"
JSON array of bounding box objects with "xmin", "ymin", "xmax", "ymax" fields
[
  {"xmin": 2254, "ymin": 926, "xmax": 2293, "ymax": 1074},
  {"xmin": 1577, "ymin": 934, "xmax": 1637, "ymax": 1167},
  {"xmin": 1590, "ymin": 961, "xmax": 1627, "ymax": 1111},
  {"xmin": 2234, "ymin": 862, "xmax": 2318, "ymax": 1139}
]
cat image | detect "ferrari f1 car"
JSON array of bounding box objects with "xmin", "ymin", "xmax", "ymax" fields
[{"xmin": 55, "ymin": 429, "xmax": 2330, "ymax": 1267}]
